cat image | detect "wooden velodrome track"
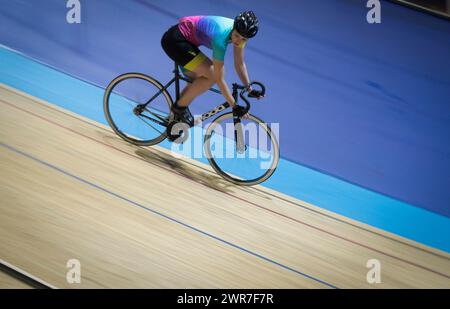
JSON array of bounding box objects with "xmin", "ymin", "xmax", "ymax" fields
[
  {"xmin": 1, "ymin": 84, "xmax": 449, "ymax": 289},
  {"xmin": 0, "ymin": 271, "xmax": 30, "ymax": 289}
]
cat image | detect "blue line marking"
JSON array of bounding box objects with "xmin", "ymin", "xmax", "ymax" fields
[{"xmin": 0, "ymin": 142, "xmax": 338, "ymax": 289}]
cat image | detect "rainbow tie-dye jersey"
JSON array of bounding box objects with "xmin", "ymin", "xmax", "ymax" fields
[{"xmin": 178, "ymin": 15, "xmax": 245, "ymax": 61}]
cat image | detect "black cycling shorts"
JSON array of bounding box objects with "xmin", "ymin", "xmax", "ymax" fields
[{"xmin": 161, "ymin": 24, "xmax": 207, "ymax": 71}]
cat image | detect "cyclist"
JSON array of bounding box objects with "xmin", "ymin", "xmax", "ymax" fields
[{"xmin": 161, "ymin": 11, "xmax": 264, "ymax": 127}]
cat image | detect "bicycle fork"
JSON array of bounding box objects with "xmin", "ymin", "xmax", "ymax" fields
[{"xmin": 231, "ymin": 84, "xmax": 246, "ymax": 154}]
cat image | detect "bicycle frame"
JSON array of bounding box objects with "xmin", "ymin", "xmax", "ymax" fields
[
  {"xmin": 135, "ymin": 62, "xmax": 263, "ymax": 152},
  {"xmin": 104, "ymin": 68, "xmax": 275, "ymax": 184},
  {"xmin": 138, "ymin": 63, "xmax": 242, "ymax": 127}
]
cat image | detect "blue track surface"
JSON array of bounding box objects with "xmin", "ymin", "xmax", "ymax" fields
[{"xmin": 1, "ymin": 1, "xmax": 450, "ymax": 252}]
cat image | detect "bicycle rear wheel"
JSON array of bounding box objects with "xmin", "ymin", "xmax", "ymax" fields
[
  {"xmin": 103, "ymin": 73, "xmax": 173, "ymax": 146},
  {"xmin": 204, "ymin": 112, "xmax": 279, "ymax": 186}
]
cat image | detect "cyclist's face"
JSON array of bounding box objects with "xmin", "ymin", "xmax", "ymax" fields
[{"xmin": 231, "ymin": 30, "xmax": 248, "ymax": 47}]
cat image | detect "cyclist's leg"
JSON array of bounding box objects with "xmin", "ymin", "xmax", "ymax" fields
[
  {"xmin": 176, "ymin": 58, "xmax": 215, "ymax": 107},
  {"xmin": 161, "ymin": 24, "xmax": 214, "ymax": 107},
  {"xmin": 179, "ymin": 68, "xmax": 196, "ymax": 98},
  {"xmin": 180, "ymin": 66, "xmax": 196, "ymax": 80}
]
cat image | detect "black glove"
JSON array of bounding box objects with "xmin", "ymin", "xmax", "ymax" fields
[
  {"xmin": 248, "ymin": 89, "xmax": 264, "ymax": 98},
  {"xmin": 232, "ymin": 105, "xmax": 248, "ymax": 118}
]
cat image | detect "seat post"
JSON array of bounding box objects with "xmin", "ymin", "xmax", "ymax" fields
[{"xmin": 174, "ymin": 62, "xmax": 180, "ymax": 102}]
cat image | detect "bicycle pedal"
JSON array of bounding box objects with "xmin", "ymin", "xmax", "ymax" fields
[{"xmin": 166, "ymin": 121, "xmax": 189, "ymax": 144}]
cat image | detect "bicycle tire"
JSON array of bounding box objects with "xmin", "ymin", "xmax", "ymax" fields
[
  {"xmin": 204, "ymin": 112, "xmax": 280, "ymax": 186},
  {"xmin": 103, "ymin": 72, "xmax": 173, "ymax": 146}
]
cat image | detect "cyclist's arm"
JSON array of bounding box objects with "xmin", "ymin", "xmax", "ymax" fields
[
  {"xmin": 212, "ymin": 59, "xmax": 236, "ymax": 107},
  {"xmin": 233, "ymin": 45, "xmax": 251, "ymax": 88}
]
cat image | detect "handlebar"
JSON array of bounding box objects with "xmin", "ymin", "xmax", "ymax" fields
[{"xmin": 232, "ymin": 81, "xmax": 266, "ymax": 115}]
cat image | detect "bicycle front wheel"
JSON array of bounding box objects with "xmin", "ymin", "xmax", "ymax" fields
[
  {"xmin": 103, "ymin": 73, "xmax": 173, "ymax": 146},
  {"xmin": 204, "ymin": 112, "xmax": 279, "ymax": 186}
]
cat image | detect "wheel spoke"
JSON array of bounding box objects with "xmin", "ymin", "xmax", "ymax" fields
[{"xmin": 204, "ymin": 113, "xmax": 279, "ymax": 185}]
